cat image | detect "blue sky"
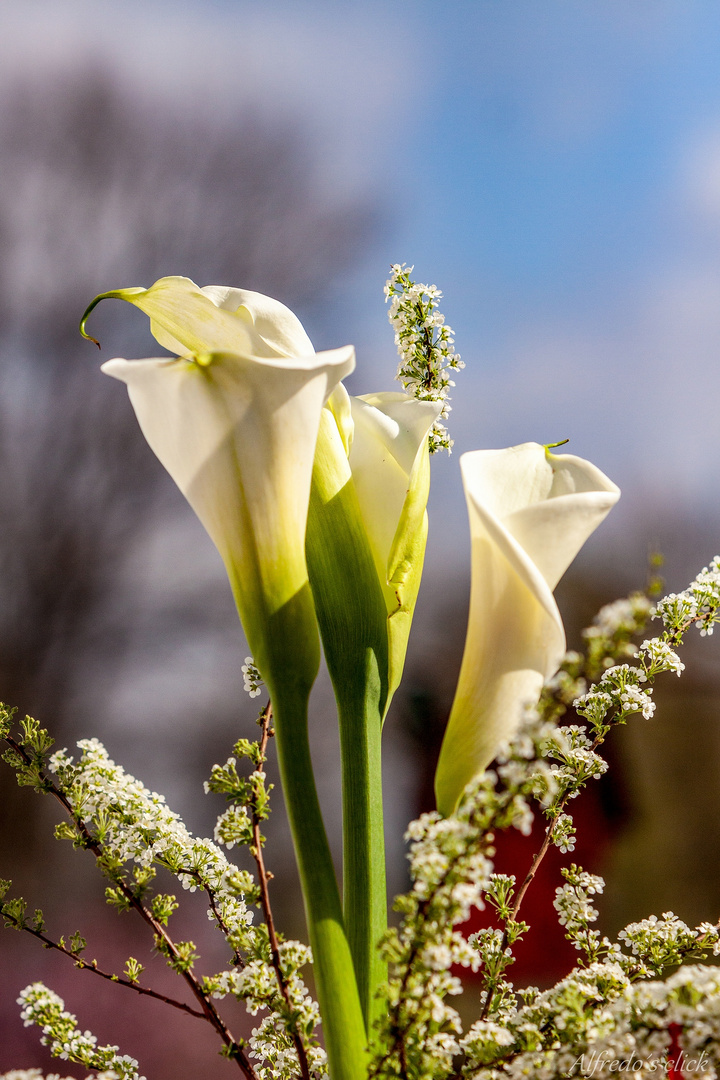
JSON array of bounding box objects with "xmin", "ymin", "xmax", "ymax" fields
[{"xmin": 6, "ymin": 0, "xmax": 720, "ymax": 573}]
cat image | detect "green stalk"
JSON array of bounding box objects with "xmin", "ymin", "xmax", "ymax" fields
[
  {"xmin": 333, "ymin": 649, "xmax": 387, "ymax": 1035},
  {"xmin": 271, "ymin": 682, "xmax": 369, "ymax": 1080},
  {"xmin": 237, "ymin": 578, "xmax": 368, "ymax": 1080},
  {"xmin": 306, "ymin": 412, "xmax": 390, "ymax": 1033}
]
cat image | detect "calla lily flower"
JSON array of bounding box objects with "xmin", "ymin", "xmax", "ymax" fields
[
  {"xmin": 303, "ymin": 362, "xmax": 441, "ymax": 1029},
  {"xmin": 83, "ymin": 277, "xmax": 369, "ymax": 1080},
  {"xmin": 101, "ymin": 347, "xmax": 354, "ymax": 686},
  {"xmin": 85, "ymin": 277, "xmax": 354, "ymax": 695},
  {"xmin": 318, "ymin": 383, "xmax": 442, "ymax": 710},
  {"xmin": 434, "ymin": 442, "xmax": 620, "ymax": 817}
]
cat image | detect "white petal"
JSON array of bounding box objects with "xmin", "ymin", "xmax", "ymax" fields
[{"xmin": 468, "ymin": 443, "xmax": 621, "ymax": 589}]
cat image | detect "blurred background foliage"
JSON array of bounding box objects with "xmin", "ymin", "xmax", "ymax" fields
[{"xmin": 2, "ymin": 3, "xmax": 720, "ymax": 1077}]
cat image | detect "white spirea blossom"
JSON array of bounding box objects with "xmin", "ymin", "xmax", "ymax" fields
[
  {"xmin": 241, "ymin": 656, "xmax": 263, "ymax": 698},
  {"xmin": 385, "ymin": 262, "xmax": 464, "ymax": 453},
  {"xmin": 46, "ymin": 739, "xmax": 325, "ymax": 1079},
  {"xmin": 459, "ymin": 961, "xmax": 720, "ymax": 1078},
  {"xmin": 16, "ymin": 984, "xmax": 143, "ymax": 1080},
  {"xmin": 0, "ymin": 1074, "xmax": 122, "ymax": 1080},
  {"xmin": 585, "ymin": 595, "xmax": 654, "ymax": 641},
  {"xmin": 49, "ymin": 739, "xmax": 255, "ymax": 912},
  {"xmin": 370, "ymin": 561, "xmax": 720, "ymax": 1078},
  {"xmin": 550, "ymin": 812, "xmax": 577, "ymax": 853},
  {"xmin": 372, "ymin": 712, "xmax": 562, "ymax": 1080},
  {"xmin": 574, "ymin": 558, "xmax": 720, "ymax": 740},
  {"xmin": 209, "ymin": 941, "xmax": 327, "ymax": 1080},
  {"xmin": 655, "ymin": 557, "xmax": 720, "ymax": 636},
  {"xmin": 637, "ymin": 639, "xmax": 684, "ymax": 677},
  {"xmin": 0, "ymin": 1073, "xmax": 117, "ymax": 1080},
  {"xmin": 10, "ymin": 559, "xmax": 720, "ymax": 1080},
  {"xmin": 554, "ymin": 867, "xmax": 604, "ymax": 934}
]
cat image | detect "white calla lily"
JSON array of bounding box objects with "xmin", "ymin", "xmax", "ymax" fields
[
  {"xmin": 322, "ymin": 384, "xmax": 442, "ymax": 707},
  {"xmin": 83, "ymin": 278, "xmax": 368, "ymax": 1080},
  {"xmin": 101, "ymin": 346, "xmax": 354, "ymax": 683},
  {"xmin": 87, "ymin": 277, "xmax": 353, "ymax": 691},
  {"xmin": 304, "ymin": 385, "xmax": 440, "ymax": 1027},
  {"xmin": 434, "ymin": 442, "xmax": 620, "ymax": 817}
]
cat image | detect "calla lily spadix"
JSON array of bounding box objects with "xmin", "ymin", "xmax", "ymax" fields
[{"xmin": 434, "ymin": 442, "xmax": 620, "ymax": 818}]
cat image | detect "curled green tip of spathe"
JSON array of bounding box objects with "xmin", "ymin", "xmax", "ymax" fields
[
  {"xmin": 545, "ymin": 438, "xmax": 570, "ymax": 451},
  {"xmin": 79, "ymin": 287, "xmax": 146, "ymax": 349}
]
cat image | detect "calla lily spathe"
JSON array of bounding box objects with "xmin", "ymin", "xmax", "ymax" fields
[
  {"xmin": 434, "ymin": 442, "xmax": 620, "ymax": 817},
  {"xmin": 86, "ymin": 277, "xmax": 354, "ymax": 696},
  {"xmin": 321, "ymin": 383, "xmax": 442, "ymax": 708}
]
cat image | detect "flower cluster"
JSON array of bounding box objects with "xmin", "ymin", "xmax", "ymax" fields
[
  {"xmin": 378, "ymin": 820, "xmax": 720, "ymax": 1080},
  {"xmin": 366, "ymin": 560, "xmax": 720, "ymax": 1078},
  {"xmin": 17, "ymin": 983, "xmax": 142, "ymax": 1079},
  {"xmin": 459, "ymin": 961, "xmax": 720, "ymax": 1078},
  {"xmin": 572, "ymin": 558, "xmax": 720, "ymax": 743},
  {"xmin": 539, "ymin": 590, "xmax": 655, "ymax": 729},
  {"xmin": 0, "ymin": 705, "xmax": 325, "ymax": 1080},
  {"xmin": 618, "ymin": 912, "xmax": 720, "ymax": 977},
  {"xmin": 0, "ymin": 1072, "xmax": 120, "ymax": 1080},
  {"xmin": 545, "ymin": 724, "xmax": 608, "ymax": 803},
  {"xmin": 371, "ymin": 713, "xmax": 558, "ymax": 1079},
  {"xmin": 242, "ymin": 657, "xmax": 264, "ymax": 699},
  {"xmin": 385, "ymin": 263, "xmax": 464, "ymax": 453},
  {"xmin": 54, "ymin": 738, "xmax": 323, "ymax": 1078},
  {"xmin": 553, "ymin": 864, "xmax": 614, "ymax": 965},
  {"xmin": 656, "ymin": 557, "xmax": 720, "ymax": 636},
  {"xmin": 0, "ymin": 1067, "xmax": 119, "ymax": 1075},
  {"xmin": 205, "ymin": 938, "xmax": 327, "ymax": 1080},
  {"xmin": 49, "ymin": 737, "xmax": 256, "ymax": 927}
]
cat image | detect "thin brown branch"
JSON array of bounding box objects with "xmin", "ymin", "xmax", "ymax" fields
[
  {"xmin": 2, "ymin": 733, "xmax": 260, "ymax": 1080},
  {"xmin": 251, "ymin": 701, "xmax": 312, "ymax": 1080},
  {"xmin": 475, "ymin": 744, "xmax": 601, "ymax": 1024},
  {"xmin": 173, "ymin": 864, "xmax": 245, "ymax": 968},
  {"xmin": 508, "ymin": 805, "xmax": 568, "ymax": 927},
  {"xmin": 3, "ymin": 912, "xmax": 205, "ymax": 1018}
]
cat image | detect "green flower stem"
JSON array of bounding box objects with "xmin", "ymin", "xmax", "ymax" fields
[
  {"xmin": 306, "ymin": 412, "xmax": 390, "ymax": 1033},
  {"xmin": 271, "ymin": 682, "xmax": 369, "ymax": 1080},
  {"xmin": 235, "ymin": 579, "xmax": 368, "ymax": 1080},
  {"xmin": 334, "ymin": 654, "xmax": 387, "ymax": 1036}
]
